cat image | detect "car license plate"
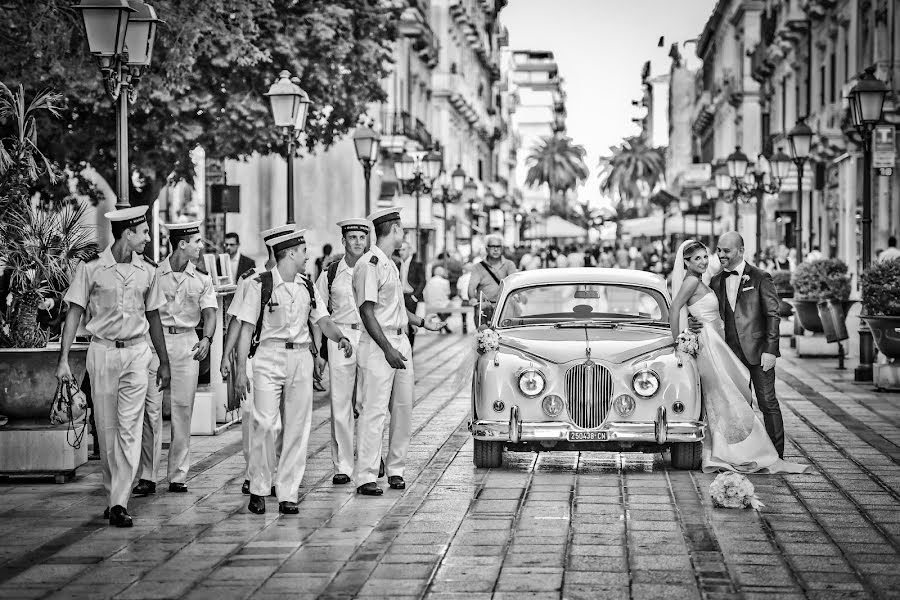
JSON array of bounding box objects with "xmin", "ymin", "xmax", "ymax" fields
[{"xmin": 568, "ymin": 431, "xmax": 607, "ymax": 441}]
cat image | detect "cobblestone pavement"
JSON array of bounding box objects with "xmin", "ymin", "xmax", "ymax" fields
[{"xmin": 1, "ymin": 329, "xmax": 899, "ymax": 600}]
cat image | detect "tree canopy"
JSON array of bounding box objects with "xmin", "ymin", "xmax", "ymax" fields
[
  {"xmin": 0, "ymin": 0, "xmax": 400, "ymax": 200},
  {"xmin": 524, "ymin": 134, "xmax": 590, "ymax": 213},
  {"xmin": 597, "ymin": 136, "xmax": 666, "ymax": 209}
]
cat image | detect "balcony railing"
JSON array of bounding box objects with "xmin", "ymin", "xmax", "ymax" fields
[{"xmin": 380, "ymin": 110, "xmax": 436, "ymax": 150}]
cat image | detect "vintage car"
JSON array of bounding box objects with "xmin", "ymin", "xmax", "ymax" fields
[{"xmin": 469, "ymin": 268, "xmax": 705, "ymax": 470}]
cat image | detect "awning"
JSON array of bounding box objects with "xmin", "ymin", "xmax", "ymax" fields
[
  {"xmin": 620, "ymin": 214, "xmax": 723, "ymax": 237},
  {"xmin": 524, "ymin": 215, "xmax": 588, "ymax": 240}
]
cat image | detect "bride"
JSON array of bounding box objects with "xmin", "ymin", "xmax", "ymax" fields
[{"xmin": 670, "ymin": 239, "xmax": 809, "ymax": 474}]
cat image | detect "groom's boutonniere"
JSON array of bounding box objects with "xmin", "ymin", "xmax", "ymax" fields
[{"xmin": 741, "ymin": 274, "xmax": 751, "ymax": 284}]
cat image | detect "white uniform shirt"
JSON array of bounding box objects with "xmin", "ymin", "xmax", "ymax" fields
[
  {"xmin": 156, "ymin": 258, "xmax": 217, "ymax": 328},
  {"xmin": 352, "ymin": 245, "xmax": 408, "ymax": 332},
  {"xmin": 315, "ymin": 257, "xmax": 360, "ymax": 325},
  {"xmin": 227, "ymin": 266, "xmax": 263, "ymax": 319},
  {"xmin": 234, "ymin": 267, "xmax": 327, "ymax": 344},
  {"xmin": 725, "ymin": 260, "xmax": 746, "ymax": 310},
  {"xmin": 64, "ymin": 247, "xmax": 166, "ymax": 340}
]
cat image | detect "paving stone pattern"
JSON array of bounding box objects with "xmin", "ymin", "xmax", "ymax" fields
[{"xmin": 1, "ymin": 334, "xmax": 899, "ymax": 599}]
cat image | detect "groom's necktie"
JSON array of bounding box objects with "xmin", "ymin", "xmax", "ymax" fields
[{"xmin": 723, "ymin": 270, "xmax": 738, "ymax": 277}]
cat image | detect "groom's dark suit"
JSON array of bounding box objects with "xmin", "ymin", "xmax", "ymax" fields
[{"xmin": 710, "ymin": 262, "xmax": 785, "ymax": 457}]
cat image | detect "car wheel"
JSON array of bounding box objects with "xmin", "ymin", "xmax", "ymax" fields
[
  {"xmin": 670, "ymin": 441, "xmax": 702, "ymax": 470},
  {"xmin": 473, "ymin": 439, "xmax": 503, "ymax": 468}
]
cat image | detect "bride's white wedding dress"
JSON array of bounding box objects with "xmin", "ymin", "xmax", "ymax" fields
[{"xmin": 687, "ymin": 291, "xmax": 809, "ymax": 474}]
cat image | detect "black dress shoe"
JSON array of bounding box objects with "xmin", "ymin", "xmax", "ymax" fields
[
  {"xmin": 270, "ymin": 485, "xmax": 277, "ymax": 497},
  {"xmin": 248, "ymin": 494, "xmax": 266, "ymax": 514},
  {"xmin": 168, "ymin": 482, "xmax": 187, "ymax": 493},
  {"xmin": 108, "ymin": 505, "xmax": 133, "ymax": 528},
  {"xmin": 103, "ymin": 507, "xmax": 109, "ymax": 519},
  {"xmin": 378, "ymin": 458, "xmax": 385, "ymax": 478},
  {"xmin": 132, "ymin": 479, "xmax": 156, "ymax": 496},
  {"xmin": 332, "ymin": 474, "xmax": 351, "ymax": 485},
  {"xmin": 278, "ymin": 501, "xmax": 299, "ymax": 514},
  {"xmin": 241, "ymin": 480, "xmax": 250, "ymax": 495},
  {"xmin": 356, "ymin": 483, "xmax": 383, "ymax": 496},
  {"xmin": 388, "ymin": 476, "xmax": 405, "ymax": 490}
]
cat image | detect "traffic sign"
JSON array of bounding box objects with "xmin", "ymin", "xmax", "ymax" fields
[{"xmin": 873, "ymin": 125, "xmax": 896, "ymax": 169}]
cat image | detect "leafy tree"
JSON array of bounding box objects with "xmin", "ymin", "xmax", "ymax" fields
[
  {"xmin": 0, "ymin": 0, "xmax": 401, "ymax": 204},
  {"xmin": 598, "ymin": 136, "xmax": 666, "ymax": 213},
  {"xmin": 524, "ymin": 134, "xmax": 590, "ymax": 214}
]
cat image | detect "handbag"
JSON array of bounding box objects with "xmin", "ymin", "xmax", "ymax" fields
[{"xmin": 49, "ymin": 379, "xmax": 88, "ymax": 448}]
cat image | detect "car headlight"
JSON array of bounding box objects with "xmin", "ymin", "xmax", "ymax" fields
[
  {"xmin": 632, "ymin": 369, "xmax": 660, "ymax": 397},
  {"xmin": 613, "ymin": 394, "xmax": 636, "ymax": 416},
  {"xmin": 517, "ymin": 368, "xmax": 546, "ymax": 397},
  {"xmin": 542, "ymin": 394, "xmax": 564, "ymax": 417}
]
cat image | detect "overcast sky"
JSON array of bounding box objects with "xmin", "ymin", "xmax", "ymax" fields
[{"xmin": 502, "ymin": 0, "xmax": 717, "ymax": 206}]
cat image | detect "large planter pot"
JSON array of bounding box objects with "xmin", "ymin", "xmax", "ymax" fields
[
  {"xmin": 776, "ymin": 289, "xmax": 794, "ymax": 318},
  {"xmin": 0, "ymin": 344, "xmax": 88, "ymax": 419},
  {"xmin": 860, "ymin": 315, "xmax": 900, "ymax": 360},
  {"xmin": 817, "ymin": 300, "xmax": 856, "ymax": 343},
  {"xmin": 788, "ymin": 299, "xmax": 855, "ymax": 334}
]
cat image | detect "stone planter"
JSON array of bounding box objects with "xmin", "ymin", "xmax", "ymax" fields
[
  {"xmin": 789, "ymin": 300, "xmax": 855, "ymax": 334},
  {"xmin": 0, "ymin": 344, "xmax": 88, "ymax": 420},
  {"xmin": 859, "ymin": 315, "xmax": 900, "ymax": 361},
  {"xmin": 776, "ymin": 289, "xmax": 794, "ymax": 319}
]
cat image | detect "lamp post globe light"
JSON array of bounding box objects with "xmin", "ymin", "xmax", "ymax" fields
[
  {"xmin": 787, "ymin": 118, "xmax": 814, "ymax": 262},
  {"xmin": 353, "ymin": 126, "xmax": 381, "ymax": 216},
  {"xmin": 394, "ymin": 150, "xmax": 442, "ymax": 260},
  {"xmin": 847, "ymin": 67, "xmax": 889, "ymax": 382},
  {"xmin": 77, "ymin": 0, "xmax": 162, "ymax": 209},
  {"xmin": 265, "ymin": 71, "xmax": 310, "ymax": 225}
]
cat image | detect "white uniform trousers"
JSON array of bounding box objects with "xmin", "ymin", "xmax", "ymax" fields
[
  {"xmin": 240, "ymin": 356, "xmax": 283, "ymax": 480},
  {"xmin": 353, "ymin": 333, "xmax": 413, "ymax": 485},
  {"xmin": 139, "ymin": 331, "xmax": 199, "ymax": 484},
  {"xmin": 327, "ymin": 327, "xmax": 362, "ymax": 475},
  {"xmin": 87, "ymin": 340, "xmax": 151, "ymax": 508},
  {"xmin": 250, "ymin": 341, "xmax": 314, "ymax": 502}
]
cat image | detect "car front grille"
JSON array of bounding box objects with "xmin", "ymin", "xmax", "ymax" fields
[{"xmin": 565, "ymin": 362, "xmax": 613, "ymax": 429}]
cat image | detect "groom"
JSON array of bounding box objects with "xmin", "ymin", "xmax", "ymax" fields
[{"xmin": 709, "ymin": 232, "xmax": 785, "ymax": 457}]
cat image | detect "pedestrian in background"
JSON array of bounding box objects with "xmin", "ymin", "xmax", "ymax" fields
[
  {"xmin": 398, "ymin": 241, "xmax": 425, "ymax": 348},
  {"xmin": 224, "ymin": 232, "xmax": 256, "ymax": 281},
  {"xmin": 423, "ymin": 265, "xmax": 452, "ymax": 334}
]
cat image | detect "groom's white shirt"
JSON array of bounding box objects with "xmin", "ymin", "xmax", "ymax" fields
[{"xmin": 725, "ymin": 260, "xmax": 746, "ymax": 310}]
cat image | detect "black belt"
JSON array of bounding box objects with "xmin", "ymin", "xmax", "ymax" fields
[
  {"xmin": 166, "ymin": 326, "xmax": 194, "ymax": 335},
  {"xmin": 284, "ymin": 342, "xmax": 312, "ymax": 350},
  {"xmin": 335, "ymin": 323, "xmax": 361, "ymax": 331}
]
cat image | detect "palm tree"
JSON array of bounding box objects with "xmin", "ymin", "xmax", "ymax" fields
[
  {"xmin": 524, "ymin": 134, "xmax": 590, "ymax": 214},
  {"xmin": 598, "ymin": 136, "xmax": 666, "ymax": 214}
]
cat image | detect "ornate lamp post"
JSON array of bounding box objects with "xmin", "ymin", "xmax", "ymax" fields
[
  {"xmin": 725, "ymin": 146, "xmax": 791, "ymax": 262},
  {"xmin": 690, "ymin": 190, "xmax": 703, "ymax": 240},
  {"xmin": 353, "ymin": 126, "xmax": 380, "ymax": 215},
  {"xmin": 463, "ymin": 178, "xmax": 479, "ymax": 258},
  {"xmin": 394, "ymin": 150, "xmax": 442, "ymax": 259},
  {"xmin": 77, "ymin": 0, "xmax": 162, "ymax": 209},
  {"xmin": 704, "ymin": 183, "xmax": 719, "ymax": 246},
  {"xmin": 787, "ymin": 118, "xmax": 814, "ymax": 262},
  {"xmin": 265, "ymin": 71, "xmax": 310, "ymax": 225},
  {"xmin": 848, "ymin": 66, "xmax": 889, "ymax": 382},
  {"xmin": 432, "ymin": 164, "xmax": 466, "ymax": 265}
]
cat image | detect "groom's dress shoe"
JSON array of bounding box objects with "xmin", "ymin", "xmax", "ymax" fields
[{"xmin": 108, "ymin": 505, "xmax": 133, "ymax": 528}]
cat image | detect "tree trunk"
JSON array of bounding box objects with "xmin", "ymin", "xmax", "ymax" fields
[{"xmin": 12, "ymin": 295, "xmax": 47, "ymax": 348}]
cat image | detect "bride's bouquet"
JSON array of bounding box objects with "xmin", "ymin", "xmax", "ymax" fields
[
  {"xmin": 676, "ymin": 329, "xmax": 700, "ymax": 357},
  {"xmin": 709, "ymin": 472, "xmax": 764, "ymax": 510},
  {"xmin": 475, "ymin": 328, "xmax": 500, "ymax": 353}
]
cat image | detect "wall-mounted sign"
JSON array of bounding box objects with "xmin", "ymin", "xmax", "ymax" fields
[{"xmin": 873, "ymin": 125, "xmax": 896, "ymax": 169}]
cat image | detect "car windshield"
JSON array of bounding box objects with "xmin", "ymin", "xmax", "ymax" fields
[{"xmin": 496, "ymin": 283, "xmax": 669, "ymax": 328}]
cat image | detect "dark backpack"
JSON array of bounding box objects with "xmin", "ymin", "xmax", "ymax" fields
[
  {"xmin": 248, "ymin": 271, "xmax": 316, "ymax": 358},
  {"xmin": 326, "ymin": 260, "xmax": 340, "ymax": 314}
]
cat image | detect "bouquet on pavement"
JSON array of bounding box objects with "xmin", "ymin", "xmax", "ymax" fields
[
  {"xmin": 709, "ymin": 472, "xmax": 764, "ymax": 510},
  {"xmin": 676, "ymin": 329, "xmax": 700, "ymax": 357},
  {"xmin": 475, "ymin": 328, "xmax": 500, "ymax": 353}
]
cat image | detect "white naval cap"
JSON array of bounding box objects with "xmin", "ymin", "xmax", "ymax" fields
[
  {"xmin": 165, "ymin": 220, "xmax": 202, "ymax": 239},
  {"xmin": 337, "ymin": 217, "xmax": 371, "ymax": 235},
  {"xmin": 260, "ymin": 224, "xmax": 295, "ymax": 242},
  {"xmin": 366, "ymin": 207, "xmax": 403, "ymax": 227},
  {"xmin": 266, "ymin": 229, "xmax": 307, "ymax": 253},
  {"xmin": 104, "ymin": 205, "xmax": 148, "ymax": 228}
]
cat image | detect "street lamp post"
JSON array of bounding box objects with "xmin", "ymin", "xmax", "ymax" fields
[
  {"xmin": 704, "ymin": 183, "xmax": 719, "ymax": 247},
  {"xmin": 395, "ymin": 150, "xmax": 442, "ymax": 260},
  {"xmin": 725, "ymin": 146, "xmax": 791, "ymax": 262},
  {"xmin": 77, "ymin": 0, "xmax": 162, "ymax": 209},
  {"xmin": 353, "ymin": 126, "xmax": 380, "ymax": 216},
  {"xmin": 787, "ymin": 118, "xmax": 814, "ymax": 262},
  {"xmin": 463, "ymin": 178, "xmax": 479, "ymax": 258},
  {"xmin": 690, "ymin": 190, "xmax": 702, "ymax": 241},
  {"xmin": 265, "ymin": 71, "xmax": 310, "ymax": 225},
  {"xmin": 848, "ymin": 66, "xmax": 889, "ymax": 383},
  {"xmin": 433, "ymin": 165, "xmax": 466, "ymax": 265}
]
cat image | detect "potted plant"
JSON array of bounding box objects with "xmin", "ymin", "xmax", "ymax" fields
[
  {"xmin": 860, "ymin": 259, "xmax": 900, "ymax": 360},
  {"xmin": 789, "ymin": 258, "xmax": 852, "ymax": 333},
  {"xmin": 771, "ymin": 271, "xmax": 794, "ymax": 318},
  {"xmin": 0, "ymin": 83, "xmax": 95, "ymax": 422}
]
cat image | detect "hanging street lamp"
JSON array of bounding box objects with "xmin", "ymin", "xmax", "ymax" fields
[
  {"xmin": 76, "ymin": 0, "xmax": 162, "ymax": 209},
  {"xmin": 432, "ymin": 164, "xmax": 466, "ymax": 267},
  {"xmin": 847, "ymin": 66, "xmax": 889, "ymax": 382},
  {"xmin": 394, "ymin": 150, "xmax": 442, "ymax": 260},
  {"xmin": 264, "ymin": 71, "xmax": 310, "ymax": 225},
  {"xmin": 787, "ymin": 118, "xmax": 814, "ymax": 261},
  {"xmin": 353, "ymin": 126, "xmax": 381, "ymax": 216}
]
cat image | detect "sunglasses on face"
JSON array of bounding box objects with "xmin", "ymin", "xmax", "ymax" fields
[{"xmin": 487, "ymin": 245, "xmax": 502, "ymax": 249}]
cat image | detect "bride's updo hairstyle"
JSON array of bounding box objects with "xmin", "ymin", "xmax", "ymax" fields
[{"xmin": 682, "ymin": 240, "xmax": 707, "ymax": 267}]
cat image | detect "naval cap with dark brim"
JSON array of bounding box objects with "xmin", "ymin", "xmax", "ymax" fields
[
  {"xmin": 260, "ymin": 224, "xmax": 295, "ymax": 242},
  {"xmin": 105, "ymin": 206, "xmax": 149, "ymax": 232},
  {"xmin": 165, "ymin": 220, "xmax": 202, "ymax": 238},
  {"xmin": 337, "ymin": 217, "xmax": 371, "ymax": 235},
  {"xmin": 367, "ymin": 207, "xmax": 403, "ymax": 227},
  {"xmin": 267, "ymin": 230, "xmax": 306, "ymax": 254}
]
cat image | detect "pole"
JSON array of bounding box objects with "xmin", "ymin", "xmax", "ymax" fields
[
  {"xmin": 734, "ymin": 198, "xmax": 740, "ymax": 230},
  {"xmin": 286, "ymin": 136, "xmax": 295, "ymax": 224},
  {"xmin": 363, "ymin": 162, "xmax": 372, "ymax": 216},
  {"xmin": 856, "ymin": 127, "xmax": 875, "ymax": 382},
  {"xmin": 115, "ymin": 92, "xmax": 129, "ymax": 209},
  {"xmin": 694, "ymin": 210, "xmax": 699, "ymax": 242},
  {"xmin": 442, "ymin": 192, "xmax": 449, "ymax": 268},
  {"xmin": 415, "ymin": 182, "xmax": 422, "ymax": 260},
  {"xmin": 755, "ymin": 188, "xmax": 763, "ymax": 264},
  {"xmin": 795, "ymin": 161, "xmax": 805, "ymax": 262},
  {"xmin": 469, "ymin": 199, "xmax": 476, "ymax": 259},
  {"xmin": 710, "ymin": 200, "xmax": 716, "ymax": 248}
]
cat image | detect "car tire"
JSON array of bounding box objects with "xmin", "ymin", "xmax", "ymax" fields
[
  {"xmin": 473, "ymin": 439, "xmax": 503, "ymax": 468},
  {"xmin": 670, "ymin": 441, "xmax": 702, "ymax": 470}
]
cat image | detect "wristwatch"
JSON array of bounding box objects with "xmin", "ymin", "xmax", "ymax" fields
[{"xmin": 202, "ymin": 335, "xmax": 213, "ymax": 344}]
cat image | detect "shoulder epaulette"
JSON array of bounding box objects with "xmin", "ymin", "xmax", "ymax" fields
[
  {"xmin": 83, "ymin": 252, "xmax": 100, "ymax": 263},
  {"xmin": 142, "ymin": 256, "xmax": 158, "ymax": 267},
  {"xmin": 369, "ymin": 255, "xmax": 379, "ymax": 265},
  {"xmin": 239, "ymin": 269, "xmax": 256, "ymax": 281},
  {"xmin": 196, "ymin": 264, "xmax": 208, "ymax": 275}
]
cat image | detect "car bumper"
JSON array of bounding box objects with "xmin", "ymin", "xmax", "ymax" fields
[{"xmin": 470, "ymin": 405, "xmax": 705, "ymax": 444}]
